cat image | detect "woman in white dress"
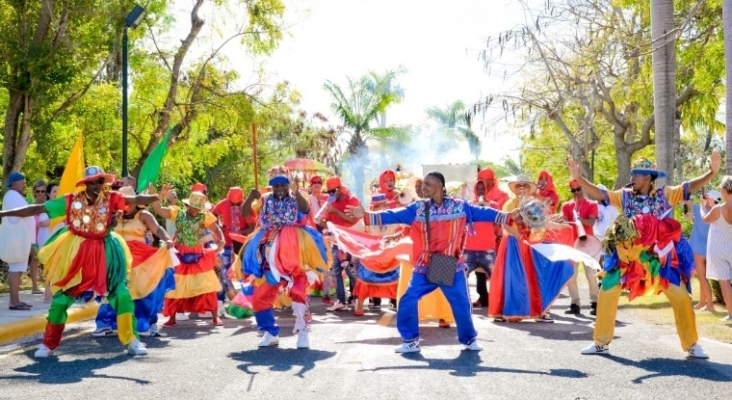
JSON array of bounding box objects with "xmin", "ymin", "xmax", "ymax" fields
[{"xmin": 701, "ymin": 175, "xmax": 732, "ymax": 322}]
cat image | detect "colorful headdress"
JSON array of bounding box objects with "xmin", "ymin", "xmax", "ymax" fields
[{"xmin": 630, "ymin": 158, "xmax": 666, "ymax": 178}]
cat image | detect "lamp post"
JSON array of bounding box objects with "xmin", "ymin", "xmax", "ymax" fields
[{"xmin": 121, "ymin": 4, "xmax": 146, "ymax": 177}]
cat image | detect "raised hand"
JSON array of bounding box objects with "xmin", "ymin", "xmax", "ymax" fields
[
  {"xmin": 710, "ymin": 150, "xmax": 721, "ymax": 174},
  {"xmin": 566, "ymin": 156, "xmax": 580, "ymax": 180},
  {"xmin": 346, "ymin": 205, "xmax": 365, "ymax": 218},
  {"xmin": 248, "ymin": 188, "xmax": 262, "ymax": 200}
]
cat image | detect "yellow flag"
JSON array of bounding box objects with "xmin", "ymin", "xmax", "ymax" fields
[{"xmin": 50, "ymin": 131, "xmax": 85, "ymax": 230}]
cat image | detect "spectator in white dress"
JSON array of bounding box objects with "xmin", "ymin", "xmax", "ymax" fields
[{"xmin": 701, "ymin": 176, "xmax": 732, "ymax": 322}]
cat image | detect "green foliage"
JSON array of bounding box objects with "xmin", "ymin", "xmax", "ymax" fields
[{"xmin": 426, "ymin": 100, "xmax": 481, "ymax": 159}]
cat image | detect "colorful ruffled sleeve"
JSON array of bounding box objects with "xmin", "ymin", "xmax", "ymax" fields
[
  {"xmin": 363, "ymin": 202, "xmax": 417, "ymax": 227},
  {"xmin": 203, "ymin": 211, "xmax": 217, "ymax": 227},
  {"xmin": 664, "ymin": 184, "xmax": 687, "ymax": 207},
  {"xmin": 602, "ymin": 189, "xmax": 623, "ymax": 209},
  {"xmin": 168, "ymin": 205, "xmax": 180, "ymax": 221},
  {"xmin": 44, "ymin": 196, "xmax": 68, "ymax": 219}
]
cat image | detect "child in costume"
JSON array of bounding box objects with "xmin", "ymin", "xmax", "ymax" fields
[
  {"xmin": 239, "ymin": 168, "xmax": 329, "ymax": 349},
  {"xmin": 0, "ymin": 166, "xmax": 161, "ymax": 358}
]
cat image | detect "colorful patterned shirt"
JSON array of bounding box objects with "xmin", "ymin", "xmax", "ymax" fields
[
  {"xmin": 363, "ymin": 196, "xmax": 508, "ymax": 268},
  {"xmin": 602, "ymin": 184, "xmax": 688, "ymax": 218},
  {"xmin": 259, "ymin": 194, "xmax": 303, "ymax": 230},
  {"xmin": 168, "ymin": 206, "xmax": 217, "ymax": 247}
]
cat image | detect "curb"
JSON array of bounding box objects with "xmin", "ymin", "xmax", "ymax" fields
[{"xmin": 0, "ymin": 302, "xmax": 99, "ymax": 344}]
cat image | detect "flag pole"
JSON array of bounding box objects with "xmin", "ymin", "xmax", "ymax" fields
[{"xmin": 252, "ymin": 123, "xmax": 258, "ymax": 189}]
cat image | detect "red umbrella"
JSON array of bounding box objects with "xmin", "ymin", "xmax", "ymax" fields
[{"xmin": 283, "ymin": 158, "xmax": 330, "ymax": 173}]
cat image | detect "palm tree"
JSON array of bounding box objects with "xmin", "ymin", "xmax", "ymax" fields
[
  {"xmin": 725, "ymin": 0, "xmax": 732, "ymax": 174},
  {"xmin": 651, "ymin": 0, "xmax": 677, "ymax": 184},
  {"xmin": 425, "ymin": 100, "xmax": 481, "ymax": 159},
  {"xmin": 323, "ymin": 69, "xmax": 405, "ymax": 199}
]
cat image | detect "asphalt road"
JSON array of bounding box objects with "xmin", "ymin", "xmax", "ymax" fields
[{"xmin": 1, "ymin": 292, "xmax": 732, "ymax": 400}]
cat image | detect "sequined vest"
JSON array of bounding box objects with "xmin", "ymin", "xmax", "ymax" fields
[
  {"xmin": 66, "ymin": 191, "xmax": 113, "ymax": 239},
  {"xmin": 621, "ymin": 187, "xmax": 670, "ymax": 218},
  {"xmin": 259, "ymin": 194, "xmax": 299, "ymax": 230}
]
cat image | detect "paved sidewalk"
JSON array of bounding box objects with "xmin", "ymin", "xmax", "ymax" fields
[{"xmin": 0, "ymin": 290, "xmax": 98, "ymax": 343}]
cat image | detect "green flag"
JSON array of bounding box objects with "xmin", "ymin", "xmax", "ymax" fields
[{"xmin": 137, "ymin": 128, "xmax": 172, "ymax": 192}]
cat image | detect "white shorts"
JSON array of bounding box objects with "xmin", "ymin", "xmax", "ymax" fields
[{"xmin": 7, "ymin": 262, "xmax": 28, "ymax": 273}]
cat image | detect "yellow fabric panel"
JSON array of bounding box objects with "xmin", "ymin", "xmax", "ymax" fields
[
  {"xmin": 109, "ymin": 232, "xmax": 133, "ymax": 275},
  {"xmin": 203, "ymin": 211, "xmax": 217, "ymax": 227},
  {"xmin": 605, "ymin": 189, "xmax": 623, "ymax": 210},
  {"xmin": 664, "ymin": 185, "xmax": 684, "ymax": 207},
  {"xmin": 128, "ymin": 247, "xmax": 175, "ymax": 300},
  {"xmin": 615, "ymin": 241, "xmax": 647, "ymax": 263},
  {"xmin": 117, "ymin": 313, "xmax": 136, "ymax": 345},
  {"xmin": 165, "ymin": 270, "xmax": 222, "ymax": 299},
  {"xmin": 168, "ymin": 206, "xmax": 180, "ymax": 221},
  {"xmin": 397, "ymin": 261, "xmax": 454, "ymax": 322},
  {"xmin": 38, "ymin": 231, "xmax": 83, "ymax": 294},
  {"xmin": 297, "ymin": 230, "xmax": 329, "ymax": 272},
  {"xmin": 503, "ymin": 197, "xmax": 519, "ymax": 212}
]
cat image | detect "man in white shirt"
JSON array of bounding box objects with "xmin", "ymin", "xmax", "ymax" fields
[
  {"xmin": 593, "ymin": 184, "xmax": 620, "ymax": 243},
  {"xmin": 2, "ymin": 172, "xmax": 36, "ymax": 310}
]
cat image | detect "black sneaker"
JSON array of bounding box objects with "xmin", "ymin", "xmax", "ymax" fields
[
  {"xmin": 564, "ymin": 303, "xmax": 581, "ymax": 314},
  {"xmin": 589, "ymin": 302, "xmax": 597, "ymax": 316}
]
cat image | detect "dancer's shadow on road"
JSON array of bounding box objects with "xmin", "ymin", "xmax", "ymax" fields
[
  {"xmin": 483, "ymin": 313, "xmax": 627, "ymax": 342},
  {"xmin": 0, "ymin": 353, "xmax": 151, "ymax": 385},
  {"xmin": 604, "ymin": 355, "xmax": 732, "ymax": 383},
  {"xmin": 361, "ymin": 350, "xmax": 588, "ymax": 378},
  {"xmin": 229, "ymin": 348, "xmax": 337, "ymax": 380}
]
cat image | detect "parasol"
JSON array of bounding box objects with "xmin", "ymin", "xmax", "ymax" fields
[{"xmin": 283, "ymin": 158, "xmax": 331, "ymax": 173}]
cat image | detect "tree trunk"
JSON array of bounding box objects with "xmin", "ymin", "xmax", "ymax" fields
[
  {"xmin": 725, "ymin": 0, "xmax": 732, "ymax": 174},
  {"xmin": 2, "ymin": 91, "xmax": 34, "ymax": 186},
  {"xmin": 614, "ymin": 139, "xmax": 634, "ymax": 190},
  {"xmin": 651, "ymin": 0, "xmax": 677, "ymax": 185},
  {"xmin": 674, "ymin": 110, "xmax": 684, "ymax": 183}
]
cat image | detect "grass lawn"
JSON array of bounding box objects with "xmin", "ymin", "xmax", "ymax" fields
[{"xmin": 617, "ymin": 278, "xmax": 732, "ymax": 344}]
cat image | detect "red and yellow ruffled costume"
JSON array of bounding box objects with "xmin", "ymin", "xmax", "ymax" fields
[
  {"xmin": 163, "ymin": 206, "xmax": 221, "ymax": 316},
  {"xmin": 38, "ymin": 190, "xmax": 137, "ymax": 349}
]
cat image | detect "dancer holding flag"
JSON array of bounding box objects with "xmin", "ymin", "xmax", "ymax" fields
[{"xmin": 0, "ymin": 166, "xmax": 161, "ymax": 357}]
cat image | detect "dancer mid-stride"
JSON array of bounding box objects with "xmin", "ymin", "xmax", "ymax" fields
[
  {"xmin": 0, "ymin": 166, "xmax": 161, "ymax": 357},
  {"xmin": 568, "ymin": 152, "xmax": 720, "ymax": 359},
  {"xmin": 239, "ymin": 168, "xmax": 329, "ymax": 349}
]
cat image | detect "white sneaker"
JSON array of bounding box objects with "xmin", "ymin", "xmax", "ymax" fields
[
  {"xmin": 395, "ymin": 341, "xmax": 421, "ymax": 353},
  {"xmin": 150, "ymin": 324, "xmax": 160, "ymax": 336},
  {"xmin": 127, "ymin": 339, "xmax": 148, "ymax": 356},
  {"xmin": 581, "ymin": 343, "xmax": 610, "ymax": 355},
  {"xmin": 296, "ymin": 330, "xmax": 310, "ymax": 349},
  {"xmin": 687, "ymin": 343, "xmax": 709, "ymax": 359},
  {"xmin": 176, "ymin": 313, "xmax": 189, "ymax": 321},
  {"xmin": 464, "ymin": 340, "xmax": 483, "ymax": 351},
  {"xmin": 327, "ymin": 300, "xmax": 347, "ymax": 311},
  {"xmin": 91, "ymin": 327, "xmax": 117, "ymax": 337},
  {"xmin": 720, "ymin": 315, "xmax": 732, "ymax": 323},
  {"xmin": 34, "ymin": 344, "xmax": 55, "ymax": 358},
  {"xmin": 218, "ymin": 300, "xmax": 226, "ymax": 317},
  {"xmin": 258, "ymin": 332, "xmax": 279, "ymax": 347}
]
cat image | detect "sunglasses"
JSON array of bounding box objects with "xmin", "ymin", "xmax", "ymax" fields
[
  {"xmin": 311, "ymin": 181, "xmax": 323, "ymax": 185},
  {"xmin": 327, "ymin": 187, "xmax": 339, "ymax": 194},
  {"xmin": 35, "ymin": 190, "xmax": 46, "ymax": 194},
  {"xmin": 570, "ymin": 187, "xmax": 582, "ymax": 193},
  {"xmin": 88, "ymin": 179, "xmax": 105, "ymax": 186}
]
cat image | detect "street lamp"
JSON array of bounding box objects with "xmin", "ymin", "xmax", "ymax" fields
[{"xmin": 121, "ymin": 4, "xmax": 146, "ymax": 177}]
